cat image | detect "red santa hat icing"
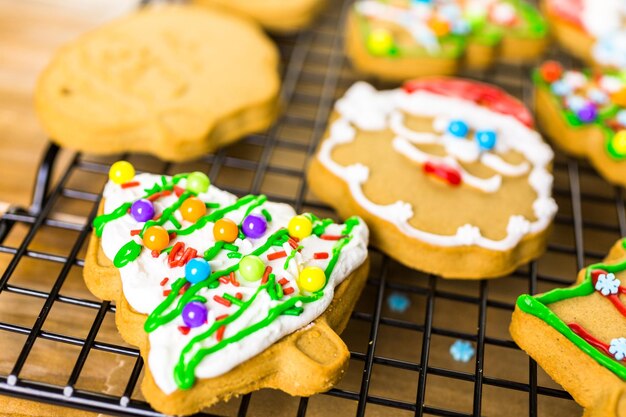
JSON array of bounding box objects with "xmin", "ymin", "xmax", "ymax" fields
[
  {"xmin": 402, "ymin": 78, "xmax": 534, "ymax": 128},
  {"xmin": 544, "ymin": 0, "xmax": 584, "ymax": 28}
]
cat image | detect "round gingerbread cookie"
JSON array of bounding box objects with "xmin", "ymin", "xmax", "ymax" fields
[
  {"xmin": 192, "ymin": 0, "xmax": 326, "ymax": 33},
  {"xmin": 534, "ymin": 61, "xmax": 626, "ymax": 187},
  {"xmin": 544, "ymin": 0, "xmax": 626, "ymax": 70},
  {"xmin": 346, "ymin": 0, "xmax": 548, "ymax": 81},
  {"xmin": 308, "ymin": 78, "xmax": 557, "ymax": 279},
  {"xmin": 35, "ymin": 5, "xmax": 280, "ymax": 162}
]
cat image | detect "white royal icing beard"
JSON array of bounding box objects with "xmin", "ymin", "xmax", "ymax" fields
[
  {"xmin": 580, "ymin": 0, "xmax": 626, "ymax": 69},
  {"xmin": 317, "ymin": 82, "xmax": 557, "ymax": 251},
  {"xmin": 100, "ymin": 174, "xmax": 369, "ymax": 394}
]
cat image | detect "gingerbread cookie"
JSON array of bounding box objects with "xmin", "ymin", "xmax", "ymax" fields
[
  {"xmin": 346, "ymin": 0, "xmax": 548, "ymax": 81},
  {"xmin": 192, "ymin": 0, "xmax": 326, "ymax": 33},
  {"xmin": 511, "ymin": 238, "xmax": 626, "ymax": 417},
  {"xmin": 544, "ymin": 0, "xmax": 626, "ymax": 70},
  {"xmin": 35, "ymin": 5, "xmax": 280, "ymax": 162},
  {"xmin": 534, "ymin": 61, "xmax": 626, "ymax": 187},
  {"xmin": 83, "ymin": 162, "xmax": 369, "ymax": 415},
  {"xmin": 308, "ymin": 79, "xmax": 557, "ymax": 279}
]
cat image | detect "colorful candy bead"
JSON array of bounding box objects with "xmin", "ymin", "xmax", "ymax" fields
[
  {"xmin": 242, "ymin": 214, "xmax": 267, "ymax": 239},
  {"xmin": 566, "ymin": 95, "xmax": 586, "ymax": 113},
  {"xmin": 539, "ymin": 61, "xmax": 563, "ymax": 83},
  {"xmin": 180, "ymin": 197, "xmax": 207, "ymax": 223},
  {"xmin": 428, "ymin": 17, "xmax": 450, "ymax": 37},
  {"xmin": 182, "ymin": 301, "xmax": 208, "ymax": 328},
  {"xmin": 612, "ymin": 130, "xmax": 626, "ymax": 156},
  {"xmin": 185, "ymin": 258, "xmax": 211, "ymax": 284},
  {"xmin": 475, "ymin": 130, "xmax": 497, "ymax": 151},
  {"xmin": 588, "ymin": 88, "xmax": 608, "ymax": 105},
  {"xmin": 550, "ymin": 80, "xmax": 570, "ymax": 96},
  {"xmin": 577, "ymin": 104, "xmax": 598, "ymax": 123},
  {"xmin": 599, "ymin": 75, "xmax": 624, "ymax": 93},
  {"xmin": 239, "ymin": 255, "xmax": 265, "ymax": 282},
  {"xmin": 612, "ymin": 88, "xmax": 626, "ymax": 107},
  {"xmin": 109, "ymin": 161, "xmax": 135, "ymax": 185},
  {"xmin": 489, "ymin": 3, "xmax": 517, "ymax": 26},
  {"xmin": 367, "ymin": 28, "xmax": 394, "ymax": 56},
  {"xmin": 447, "ymin": 120, "xmax": 469, "ymax": 138},
  {"xmin": 288, "ymin": 215, "xmax": 313, "ymax": 240},
  {"xmin": 186, "ymin": 171, "xmax": 210, "ymax": 194},
  {"xmin": 130, "ymin": 199, "xmax": 155, "ymax": 222},
  {"xmin": 297, "ymin": 266, "xmax": 326, "ymax": 293},
  {"xmin": 143, "ymin": 225, "xmax": 169, "ymax": 251},
  {"xmin": 451, "ymin": 20, "xmax": 471, "ymax": 35},
  {"xmin": 616, "ymin": 110, "xmax": 626, "ymax": 127},
  {"xmin": 213, "ymin": 218, "xmax": 239, "ymax": 242}
]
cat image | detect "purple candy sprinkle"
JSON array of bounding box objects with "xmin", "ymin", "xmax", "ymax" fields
[
  {"xmin": 577, "ymin": 103, "xmax": 598, "ymax": 123},
  {"xmin": 130, "ymin": 199, "xmax": 155, "ymax": 222},
  {"xmin": 242, "ymin": 214, "xmax": 267, "ymax": 239},
  {"xmin": 182, "ymin": 301, "xmax": 208, "ymax": 328}
]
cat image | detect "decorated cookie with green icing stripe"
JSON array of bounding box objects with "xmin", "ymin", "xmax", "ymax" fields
[
  {"xmin": 511, "ymin": 238, "xmax": 626, "ymax": 417},
  {"xmin": 346, "ymin": 0, "xmax": 547, "ymax": 80},
  {"xmin": 534, "ymin": 61, "xmax": 626, "ymax": 188},
  {"xmin": 84, "ymin": 162, "xmax": 369, "ymax": 407}
]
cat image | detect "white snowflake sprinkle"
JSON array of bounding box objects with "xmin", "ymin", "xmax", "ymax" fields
[
  {"xmin": 595, "ymin": 272, "xmax": 621, "ymax": 296},
  {"xmin": 609, "ymin": 338, "xmax": 626, "ymax": 361}
]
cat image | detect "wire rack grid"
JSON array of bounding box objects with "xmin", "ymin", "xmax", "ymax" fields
[{"xmin": 0, "ymin": 0, "xmax": 623, "ymax": 416}]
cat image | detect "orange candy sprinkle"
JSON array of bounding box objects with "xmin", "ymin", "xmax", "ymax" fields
[
  {"xmin": 180, "ymin": 197, "xmax": 206, "ymax": 223},
  {"xmin": 213, "ymin": 218, "xmax": 239, "ymax": 242},
  {"xmin": 143, "ymin": 225, "xmax": 170, "ymax": 251},
  {"xmin": 428, "ymin": 18, "xmax": 450, "ymax": 37},
  {"xmin": 612, "ymin": 88, "xmax": 626, "ymax": 107}
]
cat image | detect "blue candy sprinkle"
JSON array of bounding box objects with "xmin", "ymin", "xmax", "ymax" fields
[
  {"xmin": 450, "ymin": 339, "xmax": 475, "ymax": 363},
  {"xmin": 387, "ymin": 292, "xmax": 411, "ymax": 313},
  {"xmin": 447, "ymin": 120, "xmax": 469, "ymax": 138},
  {"xmin": 566, "ymin": 95, "xmax": 586, "ymax": 113},
  {"xmin": 185, "ymin": 258, "xmax": 211, "ymax": 284},
  {"xmin": 550, "ymin": 80, "xmax": 570, "ymax": 97},
  {"xmin": 451, "ymin": 20, "xmax": 471, "ymax": 35},
  {"xmin": 617, "ymin": 110, "xmax": 626, "ymax": 127},
  {"xmin": 588, "ymin": 88, "xmax": 608, "ymax": 105},
  {"xmin": 475, "ymin": 130, "xmax": 497, "ymax": 151}
]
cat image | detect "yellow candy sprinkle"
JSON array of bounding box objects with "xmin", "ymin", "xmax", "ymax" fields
[
  {"xmin": 109, "ymin": 161, "xmax": 135, "ymax": 185},
  {"xmin": 367, "ymin": 28, "xmax": 394, "ymax": 56},
  {"xmin": 297, "ymin": 266, "xmax": 326, "ymax": 293},
  {"xmin": 288, "ymin": 215, "xmax": 313, "ymax": 240},
  {"xmin": 612, "ymin": 130, "xmax": 626, "ymax": 156}
]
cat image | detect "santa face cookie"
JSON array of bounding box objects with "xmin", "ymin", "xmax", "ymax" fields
[
  {"xmin": 308, "ymin": 79, "xmax": 557, "ymax": 279},
  {"xmin": 83, "ymin": 162, "xmax": 369, "ymax": 416},
  {"xmin": 544, "ymin": 0, "xmax": 626, "ymax": 70},
  {"xmin": 534, "ymin": 61, "xmax": 626, "ymax": 187},
  {"xmin": 511, "ymin": 239, "xmax": 626, "ymax": 417},
  {"xmin": 346, "ymin": 0, "xmax": 548, "ymax": 81},
  {"xmin": 35, "ymin": 5, "xmax": 280, "ymax": 162},
  {"xmin": 192, "ymin": 0, "xmax": 326, "ymax": 33}
]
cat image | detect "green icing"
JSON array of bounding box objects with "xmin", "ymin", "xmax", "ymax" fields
[
  {"xmin": 93, "ymin": 202, "xmax": 131, "ymax": 237},
  {"xmin": 516, "ymin": 257, "xmax": 626, "ymax": 381},
  {"xmin": 113, "ymin": 240, "xmax": 142, "ymax": 268}
]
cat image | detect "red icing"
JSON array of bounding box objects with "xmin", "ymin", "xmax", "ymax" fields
[
  {"xmin": 545, "ymin": 0, "xmax": 584, "ymax": 29},
  {"xmin": 423, "ymin": 161, "xmax": 462, "ymax": 186},
  {"xmin": 403, "ymin": 78, "xmax": 534, "ymax": 128},
  {"xmin": 568, "ymin": 323, "xmax": 624, "ymax": 361},
  {"xmin": 590, "ymin": 268, "xmax": 626, "ymax": 317}
]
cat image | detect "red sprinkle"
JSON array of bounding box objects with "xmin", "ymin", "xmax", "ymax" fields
[
  {"xmin": 235, "ymin": 292, "xmax": 243, "ymax": 300},
  {"xmin": 147, "ymin": 192, "xmax": 162, "ymax": 202},
  {"xmin": 314, "ymin": 252, "xmax": 329, "ymax": 259},
  {"xmin": 283, "ymin": 287, "xmax": 295, "ymax": 295},
  {"xmin": 130, "ymin": 229, "xmax": 141, "ymax": 236},
  {"xmin": 423, "ymin": 161, "xmax": 462, "ymax": 186},
  {"xmin": 169, "ymin": 232, "xmax": 177, "ymax": 240},
  {"xmin": 174, "ymin": 186, "xmax": 185, "ymax": 197},
  {"xmin": 163, "ymin": 289, "xmax": 171, "ymax": 296},
  {"xmin": 151, "ymin": 250, "xmax": 160, "ymax": 258},
  {"xmin": 288, "ymin": 239, "xmax": 299, "ymax": 249},
  {"xmin": 320, "ymin": 234, "xmax": 344, "ymax": 241},
  {"xmin": 121, "ymin": 181, "xmax": 140, "ymax": 189},
  {"xmin": 178, "ymin": 326, "xmax": 190, "ymax": 335},
  {"xmin": 216, "ymin": 325, "xmax": 226, "ymax": 342},
  {"xmin": 213, "ymin": 295, "xmax": 232, "ymax": 307},
  {"xmin": 153, "ymin": 213, "xmax": 162, "ymax": 220},
  {"xmin": 215, "ymin": 314, "xmax": 229, "ymax": 321},
  {"xmin": 168, "ymin": 242, "xmax": 185, "ymax": 267},
  {"xmin": 290, "ymin": 236, "xmax": 300, "ymax": 242},
  {"xmin": 160, "ymin": 277, "xmax": 169, "ymax": 286},
  {"xmin": 179, "ymin": 282, "xmax": 191, "ymax": 295},
  {"xmin": 261, "ymin": 266, "xmax": 273, "ymax": 284},
  {"xmin": 278, "ymin": 278, "xmax": 289, "ymax": 286},
  {"xmin": 219, "ymin": 276, "xmax": 230, "ymax": 284},
  {"xmin": 229, "ymin": 271, "xmax": 240, "ymax": 287},
  {"xmin": 267, "ymin": 251, "xmax": 287, "ymax": 260}
]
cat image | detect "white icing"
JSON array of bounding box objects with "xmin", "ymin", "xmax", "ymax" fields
[
  {"xmin": 578, "ymin": 0, "xmax": 626, "ymax": 69},
  {"xmin": 316, "ymin": 81, "xmax": 557, "ymax": 251},
  {"xmin": 101, "ymin": 174, "xmax": 369, "ymax": 394}
]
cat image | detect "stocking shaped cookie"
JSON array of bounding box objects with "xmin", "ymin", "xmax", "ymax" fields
[
  {"xmin": 544, "ymin": 0, "xmax": 626, "ymax": 70},
  {"xmin": 308, "ymin": 79, "xmax": 557, "ymax": 279},
  {"xmin": 511, "ymin": 239, "xmax": 626, "ymax": 417},
  {"xmin": 535, "ymin": 61, "xmax": 626, "ymax": 187},
  {"xmin": 84, "ymin": 163, "xmax": 369, "ymax": 415},
  {"xmin": 346, "ymin": 0, "xmax": 548, "ymax": 81}
]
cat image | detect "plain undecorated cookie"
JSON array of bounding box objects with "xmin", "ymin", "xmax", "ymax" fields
[
  {"xmin": 193, "ymin": 0, "xmax": 327, "ymax": 33},
  {"xmin": 35, "ymin": 5, "xmax": 280, "ymax": 162},
  {"xmin": 346, "ymin": 0, "xmax": 548, "ymax": 81},
  {"xmin": 308, "ymin": 78, "xmax": 557, "ymax": 279},
  {"xmin": 83, "ymin": 168, "xmax": 370, "ymax": 415},
  {"xmin": 511, "ymin": 238, "xmax": 626, "ymax": 417}
]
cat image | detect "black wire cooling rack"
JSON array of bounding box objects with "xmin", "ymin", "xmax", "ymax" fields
[{"xmin": 1, "ymin": 1, "xmax": 624, "ymax": 416}]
